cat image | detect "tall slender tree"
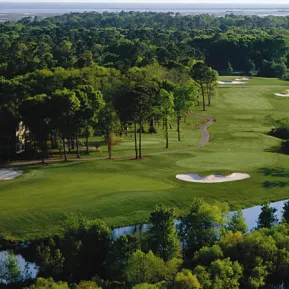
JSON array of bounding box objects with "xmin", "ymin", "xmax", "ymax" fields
[
  {"xmin": 50, "ymin": 89, "xmax": 80, "ymax": 162},
  {"xmin": 174, "ymin": 85, "xmax": 197, "ymax": 141},
  {"xmin": 191, "ymin": 63, "xmax": 217, "ymax": 111},
  {"xmin": 73, "ymin": 85, "xmax": 105, "ymax": 158},
  {"xmin": 147, "ymin": 204, "xmax": 180, "ymax": 261},
  {"xmin": 98, "ymin": 103, "xmax": 119, "ymax": 159},
  {"xmin": 158, "ymin": 89, "xmax": 174, "ymax": 149},
  {"xmin": 257, "ymin": 203, "xmax": 278, "ymax": 229},
  {"xmin": 20, "ymin": 94, "xmax": 51, "ymax": 164}
]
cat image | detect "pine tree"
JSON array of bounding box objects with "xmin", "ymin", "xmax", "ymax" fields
[
  {"xmin": 257, "ymin": 203, "xmax": 277, "ymax": 228},
  {"xmin": 147, "ymin": 204, "xmax": 180, "ymax": 261}
]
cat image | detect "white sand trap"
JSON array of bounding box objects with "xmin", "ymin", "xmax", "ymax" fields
[
  {"xmin": 0, "ymin": 170, "xmax": 23, "ymax": 180},
  {"xmin": 217, "ymin": 81, "xmax": 247, "ymax": 85},
  {"xmin": 235, "ymin": 77, "xmax": 250, "ymax": 81},
  {"xmin": 176, "ymin": 173, "xmax": 250, "ymax": 183},
  {"xmin": 274, "ymin": 90, "xmax": 289, "ymax": 97}
]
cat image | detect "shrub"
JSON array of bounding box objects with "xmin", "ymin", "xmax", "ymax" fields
[
  {"xmin": 268, "ymin": 128, "xmax": 289, "ymax": 140},
  {"xmin": 281, "ymin": 140, "xmax": 289, "ymax": 154},
  {"xmin": 137, "ymin": 126, "xmax": 146, "ymax": 133},
  {"xmin": 148, "ymin": 126, "xmax": 157, "ymax": 134}
]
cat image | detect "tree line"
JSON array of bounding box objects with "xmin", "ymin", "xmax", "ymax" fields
[
  {"xmin": 2, "ymin": 198, "xmax": 289, "ymax": 288},
  {"xmin": 1, "ymin": 13, "xmax": 289, "ymax": 78},
  {"xmin": 0, "ymin": 60, "xmax": 217, "ymax": 162}
]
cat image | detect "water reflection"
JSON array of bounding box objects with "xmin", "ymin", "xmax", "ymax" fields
[
  {"xmin": 0, "ymin": 251, "xmax": 38, "ymax": 284},
  {"xmin": 112, "ymin": 199, "xmax": 289, "ymax": 239}
]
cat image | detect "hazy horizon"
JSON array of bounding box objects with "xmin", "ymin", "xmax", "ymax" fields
[
  {"xmin": 1, "ymin": 0, "xmax": 289, "ymax": 4},
  {"xmin": 1, "ymin": 1, "xmax": 289, "ymax": 21}
]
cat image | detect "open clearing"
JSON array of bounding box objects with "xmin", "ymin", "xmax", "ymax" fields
[{"xmin": 1, "ymin": 77, "xmax": 289, "ymax": 240}]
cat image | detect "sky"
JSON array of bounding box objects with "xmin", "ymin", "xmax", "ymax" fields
[{"xmin": 2, "ymin": 0, "xmax": 289, "ymax": 3}]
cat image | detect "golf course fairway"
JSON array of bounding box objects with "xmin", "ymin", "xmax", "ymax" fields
[{"xmin": 1, "ymin": 76, "xmax": 289, "ymax": 240}]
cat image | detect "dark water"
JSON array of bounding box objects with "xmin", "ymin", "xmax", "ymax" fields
[
  {"xmin": 1, "ymin": 2, "xmax": 289, "ymax": 21},
  {"xmin": 112, "ymin": 198, "xmax": 289, "ymax": 239}
]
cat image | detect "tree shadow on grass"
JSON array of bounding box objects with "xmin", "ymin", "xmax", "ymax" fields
[
  {"xmin": 258, "ymin": 167, "xmax": 289, "ymax": 178},
  {"xmin": 259, "ymin": 167, "xmax": 289, "ymax": 188},
  {"xmin": 263, "ymin": 180, "xmax": 289, "ymax": 188},
  {"xmin": 264, "ymin": 146, "xmax": 282, "ymax": 154}
]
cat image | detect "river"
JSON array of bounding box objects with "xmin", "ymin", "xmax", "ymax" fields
[
  {"xmin": 112, "ymin": 199, "xmax": 289, "ymax": 239},
  {"xmin": 1, "ymin": 198, "xmax": 288, "ymax": 284}
]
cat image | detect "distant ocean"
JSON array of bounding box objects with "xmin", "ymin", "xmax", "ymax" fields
[{"xmin": 1, "ymin": 2, "xmax": 289, "ymax": 21}]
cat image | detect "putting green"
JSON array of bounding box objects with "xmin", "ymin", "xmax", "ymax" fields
[
  {"xmin": 231, "ymin": 132, "xmax": 258, "ymax": 138},
  {"xmin": 176, "ymin": 152, "xmax": 277, "ymax": 171}
]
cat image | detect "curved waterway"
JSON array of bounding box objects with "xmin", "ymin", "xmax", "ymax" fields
[
  {"xmin": 112, "ymin": 199, "xmax": 289, "ymax": 239},
  {"xmin": 1, "ymin": 198, "xmax": 288, "ymax": 284}
]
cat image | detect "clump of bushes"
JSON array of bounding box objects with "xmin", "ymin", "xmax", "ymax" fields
[
  {"xmin": 268, "ymin": 127, "xmax": 289, "ymax": 140},
  {"xmin": 137, "ymin": 126, "xmax": 146, "ymax": 133},
  {"xmin": 280, "ymin": 140, "xmax": 289, "ymax": 154},
  {"xmin": 266, "ymin": 115, "xmax": 289, "ymax": 140},
  {"xmin": 148, "ymin": 126, "xmax": 157, "ymax": 134}
]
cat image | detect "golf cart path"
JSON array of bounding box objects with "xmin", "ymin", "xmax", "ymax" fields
[{"xmin": 0, "ymin": 115, "xmax": 215, "ymax": 168}]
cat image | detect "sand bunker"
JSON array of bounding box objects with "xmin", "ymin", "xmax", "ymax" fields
[
  {"xmin": 235, "ymin": 78, "xmax": 250, "ymax": 81},
  {"xmin": 176, "ymin": 173, "xmax": 250, "ymax": 183},
  {"xmin": 217, "ymin": 81, "xmax": 247, "ymax": 85},
  {"xmin": 0, "ymin": 170, "xmax": 23, "ymax": 180},
  {"xmin": 274, "ymin": 90, "xmax": 289, "ymax": 97}
]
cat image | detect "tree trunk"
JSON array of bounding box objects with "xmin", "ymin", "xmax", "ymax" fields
[
  {"xmin": 63, "ymin": 137, "xmax": 67, "ymax": 162},
  {"xmin": 165, "ymin": 114, "xmax": 169, "ymax": 149},
  {"xmin": 139, "ymin": 121, "xmax": 142, "ymax": 159},
  {"xmin": 50, "ymin": 134, "xmax": 54, "ymax": 149},
  {"xmin": 71, "ymin": 136, "xmax": 74, "ymax": 150},
  {"xmin": 134, "ymin": 122, "xmax": 138, "ymax": 159},
  {"xmin": 68, "ymin": 138, "xmax": 71, "ymax": 152},
  {"xmin": 41, "ymin": 140, "xmax": 45, "ymax": 164},
  {"xmin": 207, "ymin": 84, "xmax": 211, "ymax": 106},
  {"xmin": 107, "ymin": 130, "xmax": 112, "ymax": 159},
  {"xmin": 177, "ymin": 115, "xmax": 181, "ymax": 141},
  {"xmin": 149, "ymin": 118, "xmax": 154, "ymax": 132},
  {"xmin": 76, "ymin": 131, "xmax": 80, "ymax": 159},
  {"xmin": 201, "ymin": 85, "xmax": 206, "ymax": 111},
  {"xmin": 86, "ymin": 134, "xmax": 89, "ymax": 155},
  {"xmin": 51, "ymin": 131, "xmax": 57, "ymax": 149}
]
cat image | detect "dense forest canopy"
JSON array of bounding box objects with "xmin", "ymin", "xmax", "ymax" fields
[{"xmin": 1, "ymin": 12, "xmax": 289, "ymax": 76}]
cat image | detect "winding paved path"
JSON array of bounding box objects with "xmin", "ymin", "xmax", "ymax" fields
[
  {"xmin": 196, "ymin": 115, "xmax": 215, "ymax": 148},
  {"xmin": 0, "ymin": 115, "xmax": 215, "ymax": 168}
]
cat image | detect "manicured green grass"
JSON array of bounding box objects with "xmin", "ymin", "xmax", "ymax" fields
[
  {"xmin": 45, "ymin": 114, "xmax": 203, "ymax": 160},
  {"xmin": 81, "ymin": 114, "xmax": 203, "ymax": 157},
  {"xmin": 2, "ymin": 76, "xmax": 289, "ymax": 240}
]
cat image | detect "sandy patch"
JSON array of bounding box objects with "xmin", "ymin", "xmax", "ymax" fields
[
  {"xmin": 217, "ymin": 81, "xmax": 247, "ymax": 85},
  {"xmin": 274, "ymin": 90, "xmax": 289, "ymax": 97},
  {"xmin": 176, "ymin": 173, "xmax": 250, "ymax": 183},
  {"xmin": 0, "ymin": 170, "xmax": 23, "ymax": 180},
  {"xmin": 235, "ymin": 78, "xmax": 250, "ymax": 81}
]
